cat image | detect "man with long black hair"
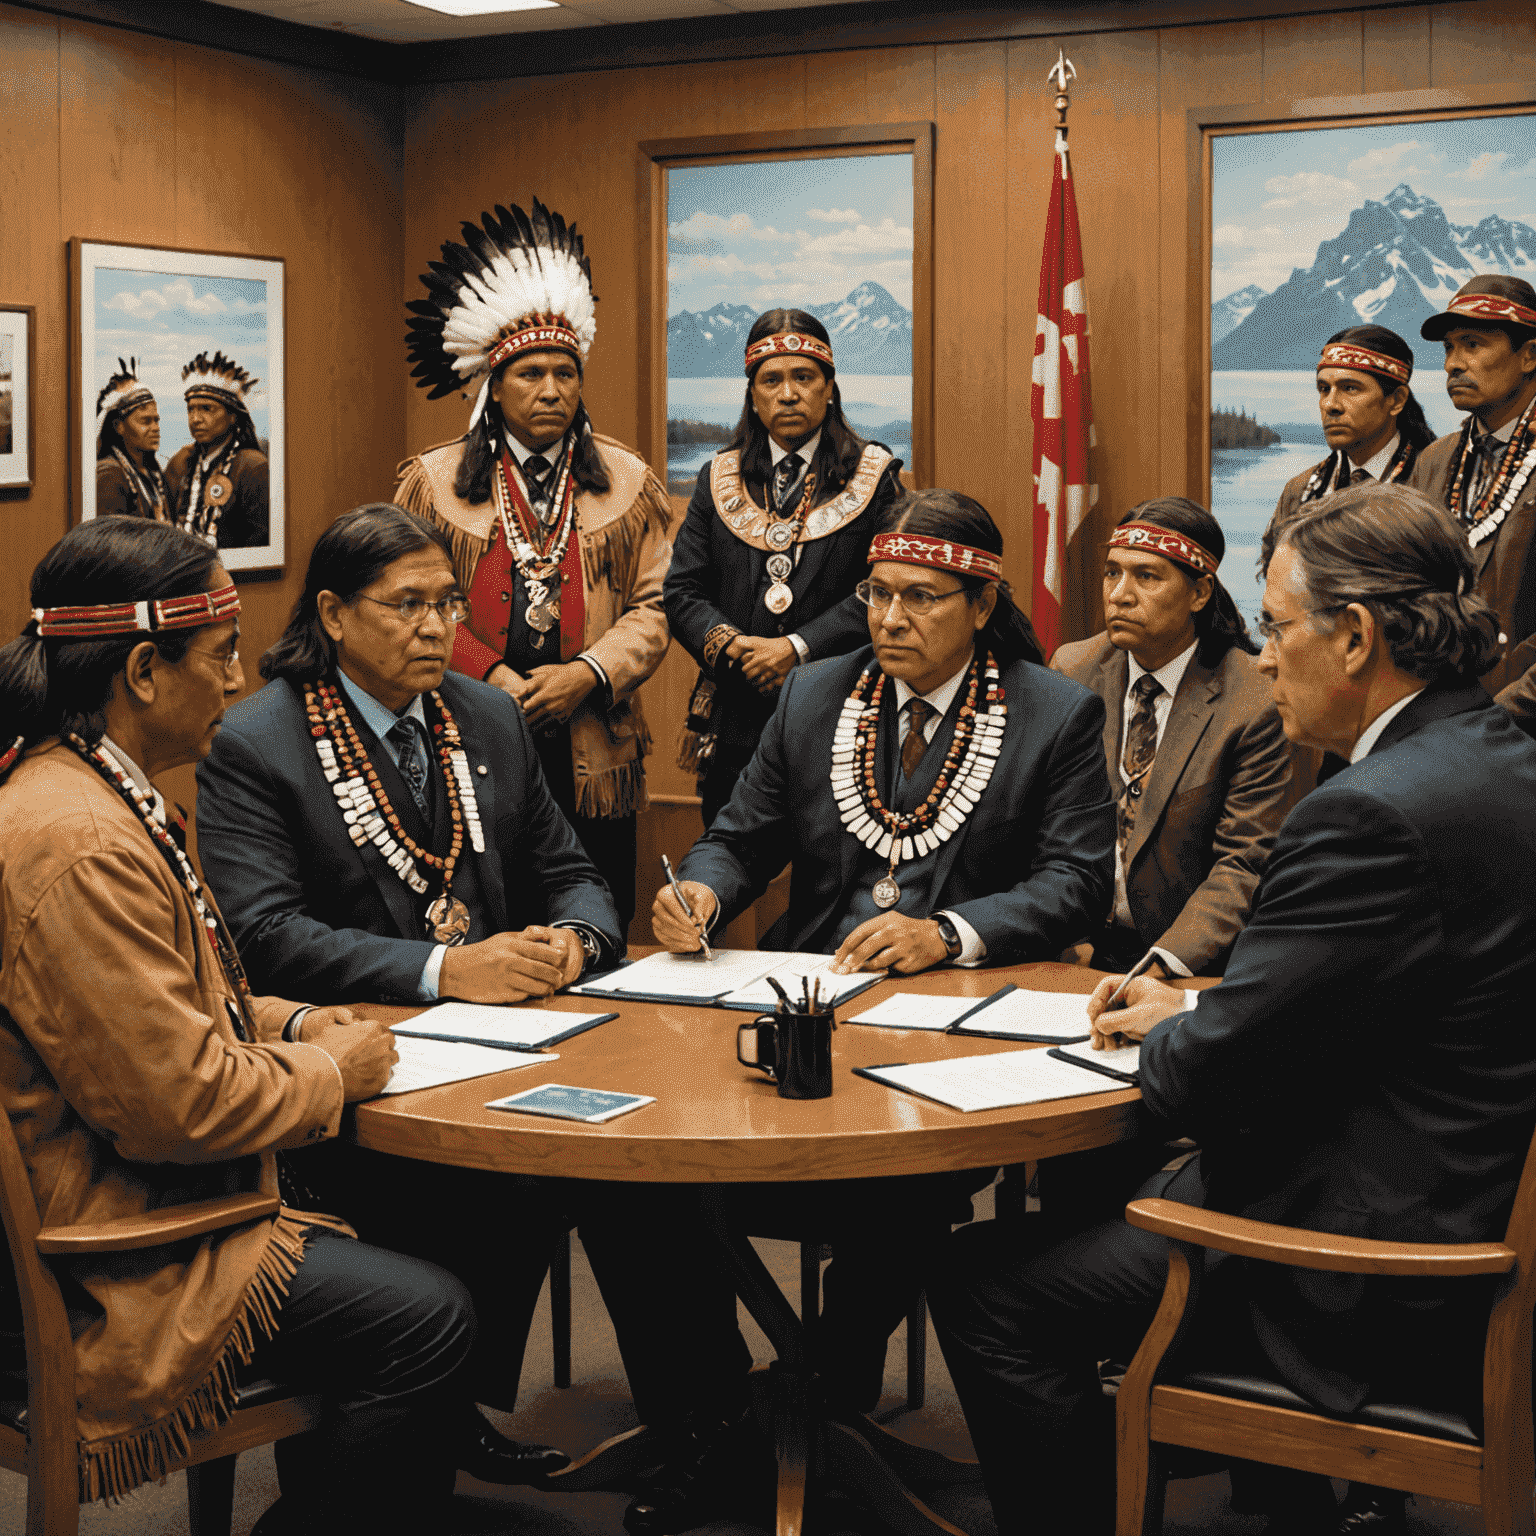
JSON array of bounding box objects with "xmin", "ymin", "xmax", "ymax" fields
[
  {"xmin": 1273, "ymin": 325, "xmax": 1436, "ymax": 520},
  {"xmin": 664, "ymin": 308, "xmax": 906, "ymax": 824}
]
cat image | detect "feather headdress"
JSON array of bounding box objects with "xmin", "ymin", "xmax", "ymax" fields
[
  {"xmin": 406, "ymin": 198, "xmax": 597, "ymax": 427},
  {"xmin": 182, "ymin": 351, "xmax": 258, "ymax": 410},
  {"xmin": 95, "ymin": 357, "xmax": 154, "ymax": 435}
]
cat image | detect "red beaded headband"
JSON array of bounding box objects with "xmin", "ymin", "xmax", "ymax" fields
[
  {"xmin": 487, "ymin": 319, "xmax": 583, "ymax": 372},
  {"xmin": 744, "ymin": 332, "xmax": 836, "ymax": 375},
  {"xmin": 1443, "ymin": 293, "xmax": 1536, "ymax": 331},
  {"xmin": 1108, "ymin": 522, "xmax": 1219, "ymax": 577},
  {"xmin": 32, "ymin": 584, "xmax": 241, "ymax": 639},
  {"xmin": 868, "ymin": 532, "xmax": 1003, "ymax": 581},
  {"xmin": 1318, "ymin": 342, "xmax": 1412, "ymax": 386}
]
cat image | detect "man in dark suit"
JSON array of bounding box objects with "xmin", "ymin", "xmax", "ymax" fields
[
  {"xmin": 651, "ymin": 490, "xmax": 1114, "ymax": 1450},
  {"xmin": 197, "ymin": 503, "xmax": 623, "ymax": 1487},
  {"xmin": 928, "ymin": 483, "xmax": 1536, "ymax": 1536},
  {"xmin": 1053, "ymin": 497, "xmax": 1292, "ymax": 979}
]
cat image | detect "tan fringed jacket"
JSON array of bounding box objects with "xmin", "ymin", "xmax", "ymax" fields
[
  {"xmin": 0, "ymin": 743, "xmax": 346, "ymax": 1501},
  {"xmin": 395, "ymin": 434, "xmax": 673, "ymax": 820}
]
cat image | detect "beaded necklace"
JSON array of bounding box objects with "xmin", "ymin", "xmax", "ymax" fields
[
  {"xmin": 110, "ymin": 447, "xmax": 169, "ymax": 521},
  {"xmin": 178, "ymin": 435, "xmax": 242, "ymax": 545},
  {"xmin": 1445, "ymin": 395, "xmax": 1536, "ymax": 548},
  {"xmin": 762, "ymin": 469, "xmax": 818, "ymax": 615},
  {"xmin": 831, "ymin": 653, "xmax": 1007, "ymax": 909},
  {"xmin": 304, "ymin": 679, "xmax": 486, "ymax": 945},
  {"xmin": 67, "ymin": 734, "xmax": 254, "ymax": 1013},
  {"xmin": 493, "ymin": 440, "xmax": 578, "ymax": 647},
  {"xmin": 1297, "ymin": 437, "xmax": 1416, "ymax": 506}
]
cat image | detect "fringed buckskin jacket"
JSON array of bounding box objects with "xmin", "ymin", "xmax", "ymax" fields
[
  {"xmin": 395, "ymin": 434, "xmax": 673, "ymax": 820},
  {"xmin": 0, "ymin": 743, "xmax": 346, "ymax": 1501}
]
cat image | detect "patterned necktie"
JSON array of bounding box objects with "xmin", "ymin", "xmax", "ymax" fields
[
  {"xmin": 387, "ymin": 717, "xmax": 430, "ymax": 815},
  {"xmin": 523, "ymin": 453, "xmax": 553, "ymax": 519},
  {"xmin": 1471, "ymin": 433, "xmax": 1507, "ymax": 502},
  {"xmin": 1349, "ymin": 467, "xmax": 1371, "ymax": 486},
  {"xmin": 1118, "ymin": 674, "xmax": 1163, "ymax": 865},
  {"xmin": 772, "ymin": 452, "xmax": 804, "ymax": 514},
  {"xmin": 901, "ymin": 698, "xmax": 935, "ymax": 781}
]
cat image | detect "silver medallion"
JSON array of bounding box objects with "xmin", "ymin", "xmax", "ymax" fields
[
  {"xmin": 765, "ymin": 519, "xmax": 796, "ymax": 550},
  {"xmin": 425, "ymin": 894, "xmax": 472, "ymax": 945},
  {"xmin": 872, "ymin": 874, "xmax": 901, "ymax": 910},
  {"xmin": 766, "ymin": 552, "xmax": 793, "ymax": 581},
  {"xmin": 765, "ymin": 582, "xmax": 794, "ymax": 616},
  {"xmin": 526, "ymin": 601, "xmax": 557, "ymax": 633}
]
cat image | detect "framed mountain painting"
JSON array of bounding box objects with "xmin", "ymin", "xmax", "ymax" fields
[
  {"xmin": 1207, "ymin": 107, "xmax": 1536, "ymax": 623},
  {"xmin": 640, "ymin": 125, "xmax": 934, "ymax": 498}
]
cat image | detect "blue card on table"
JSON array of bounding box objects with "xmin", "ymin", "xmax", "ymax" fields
[{"xmin": 485, "ymin": 1083, "xmax": 655, "ymax": 1123}]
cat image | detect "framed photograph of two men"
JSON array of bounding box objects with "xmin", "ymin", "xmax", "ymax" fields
[{"xmin": 70, "ymin": 239, "xmax": 286, "ymax": 572}]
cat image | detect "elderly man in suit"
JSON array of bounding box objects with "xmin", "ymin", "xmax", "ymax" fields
[
  {"xmin": 929, "ymin": 483, "xmax": 1536, "ymax": 1536},
  {"xmin": 649, "ymin": 489, "xmax": 1114, "ymax": 1460},
  {"xmin": 1053, "ymin": 497, "xmax": 1292, "ymax": 980},
  {"xmin": 197, "ymin": 503, "xmax": 624, "ymax": 1488},
  {"xmin": 1410, "ymin": 275, "xmax": 1536, "ymax": 712}
]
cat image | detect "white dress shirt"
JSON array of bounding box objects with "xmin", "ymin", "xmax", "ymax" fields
[
  {"xmin": 1114, "ymin": 639, "xmax": 1200, "ymax": 977},
  {"xmin": 769, "ymin": 430, "xmax": 822, "ymax": 664},
  {"xmin": 1353, "ymin": 431, "xmax": 1401, "ymax": 482},
  {"xmin": 1348, "ymin": 688, "xmax": 1423, "ymax": 764}
]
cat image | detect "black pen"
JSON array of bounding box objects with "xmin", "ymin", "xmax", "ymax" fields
[{"xmin": 661, "ymin": 854, "xmax": 713, "ymax": 962}]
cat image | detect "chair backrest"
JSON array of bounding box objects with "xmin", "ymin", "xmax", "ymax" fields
[{"xmin": 1499, "ymin": 1115, "xmax": 1536, "ymax": 1278}]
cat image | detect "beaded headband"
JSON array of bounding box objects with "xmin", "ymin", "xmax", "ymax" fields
[
  {"xmin": 488, "ymin": 320, "xmax": 584, "ymax": 373},
  {"xmin": 1318, "ymin": 342, "xmax": 1411, "ymax": 387},
  {"xmin": 32, "ymin": 584, "xmax": 240, "ymax": 639},
  {"xmin": 95, "ymin": 384, "xmax": 154, "ymax": 433},
  {"xmin": 868, "ymin": 532, "xmax": 1003, "ymax": 581},
  {"xmin": 1108, "ymin": 522, "xmax": 1219, "ymax": 577},
  {"xmin": 744, "ymin": 332, "xmax": 836, "ymax": 375},
  {"xmin": 1441, "ymin": 293, "xmax": 1536, "ymax": 331}
]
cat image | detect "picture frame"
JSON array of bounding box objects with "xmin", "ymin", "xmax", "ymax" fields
[
  {"xmin": 1186, "ymin": 84, "xmax": 1536, "ymax": 621},
  {"xmin": 639, "ymin": 123, "xmax": 935, "ymax": 498},
  {"xmin": 70, "ymin": 239, "xmax": 286, "ymax": 572},
  {"xmin": 0, "ymin": 304, "xmax": 35, "ymax": 493}
]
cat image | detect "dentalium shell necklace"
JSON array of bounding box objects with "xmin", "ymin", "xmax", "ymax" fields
[
  {"xmin": 493, "ymin": 440, "xmax": 578, "ymax": 645},
  {"xmin": 304, "ymin": 680, "xmax": 486, "ymax": 943},
  {"xmin": 831, "ymin": 652, "xmax": 1006, "ymax": 908},
  {"xmin": 1447, "ymin": 395, "xmax": 1536, "ymax": 549}
]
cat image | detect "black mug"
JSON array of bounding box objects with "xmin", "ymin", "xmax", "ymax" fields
[{"xmin": 736, "ymin": 1011, "xmax": 833, "ymax": 1100}]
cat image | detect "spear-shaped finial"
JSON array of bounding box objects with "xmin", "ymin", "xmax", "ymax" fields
[{"xmin": 1048, "ymin": 48, "xmax": 1077, "ymax": 135}]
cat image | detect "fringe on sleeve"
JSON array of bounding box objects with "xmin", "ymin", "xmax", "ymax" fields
[
  {"xmin": 393, "ymin": 454, "xmax": 488, "ymax": 594},
  {"xmin": 581, "ymin": 470, "xmax": 672, "ymax": 599}
]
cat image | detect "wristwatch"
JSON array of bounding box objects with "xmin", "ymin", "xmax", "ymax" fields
[
  {"xmin": 562, "ymin": 923, "xmax": 604, "ymax": 978},
  {"xmin": 932, "ymin": 913, "xmax": 963, "ymax": 962}
]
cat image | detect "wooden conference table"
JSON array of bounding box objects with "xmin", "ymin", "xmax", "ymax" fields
[{"xmin": 352, "ymin": 959, "xmax": 1216, "ymax": 1536}]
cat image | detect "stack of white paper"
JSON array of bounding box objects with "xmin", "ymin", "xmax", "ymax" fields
[
  {"xmin": 1053, "ymin": 1040, "xmax": 1141, "ymax": 1076},
  {"xmin": 394, "ymin": 1002, "xmax": 612, "ymax": 1051},
  {"xmin": 847, "ymin": 993, "xmax": 989, "ymax": 1031},
  {"xmin": 954, "ymin": 989, "xmax": 1093, "ymax": 1041},
  {"xmin": 377, "ymin": 1037, "xmax": 553, "ymax": 1097},
  {"xmin": 862, "ymin": 1048, "xmax": 1130, "ymax": 1113},
  {"xmin": 720, "ymin": 956, "xmax": 881, "ymax": 1011},
  {"xmin": 571, "ymin": 948, "xmax": 785, "ymax": 1001}
]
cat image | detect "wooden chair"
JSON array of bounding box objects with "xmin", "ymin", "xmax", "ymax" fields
[
  {"xmin": 0, "ymin": 1109, "xmax": 322, "ymax": 1536},
  {"xmin": 1114, "ymin": 1126, "xmax": 1536, "ymax": 1536}
]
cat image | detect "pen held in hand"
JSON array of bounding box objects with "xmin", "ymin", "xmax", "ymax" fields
[
  {"xmin": 660, "ymin": 854, "xmax": 714, "ymax": 962},
  {"xmin": 1104, "ymin": 948, "xmax": 1160, "ymax": 1012}
]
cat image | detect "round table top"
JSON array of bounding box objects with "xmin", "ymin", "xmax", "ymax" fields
[{"xmin": 352, "ymin": 960, "xmax": 1211, "ymax": 1182}]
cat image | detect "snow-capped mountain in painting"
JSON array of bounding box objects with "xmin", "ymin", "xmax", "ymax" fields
[{"xmin": 1211, "ymin": 284, "xmax": 1267, "ymax": 347}]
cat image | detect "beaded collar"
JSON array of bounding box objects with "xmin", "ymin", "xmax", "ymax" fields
[
  {"xmin": 831, "ymin": 653, "xmax": 1007, "ymax": 909},
  {"xmin": 304, "ymin": 679, "xmax": 486, "ymax": 945},
  {"xmin": 493, "ymin": 438, "xmax": 578, "ymax": 646},
  {"xmin": 1445, "ymin": 395, "xmax": 1536, "ymax": 547},
  {"xmin": 66, "ymin": 734, "xmax": 254, "ymax": 1013},
  {"xmin": 109, "ymin": 447, "xmax": 169, "ymax": 521},
  {"xmin": 177, "ymin": 434, "xmax": 243, "ymax": 545},
  {"xmin": 1297, "ymin": 436, "xmax": 1416, "ymax": 506}
]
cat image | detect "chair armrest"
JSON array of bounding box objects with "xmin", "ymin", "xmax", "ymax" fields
[
  {"xmin": 1125, "ymin": 1197, "xmax": 1516, "ymax": 1276},
  {"xmin": 35, "ymin": 1192, "xmax": 280, "ymax": 1255}
]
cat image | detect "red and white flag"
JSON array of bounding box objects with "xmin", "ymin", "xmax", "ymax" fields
[{"xmin": 1030, "ymin": 127, "xmax": 1097, "ymax": 659}]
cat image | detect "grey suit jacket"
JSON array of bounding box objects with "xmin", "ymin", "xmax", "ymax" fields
[{"xmin": 1052, "ymin": 634, "xmax": 1294, "ymax": 975}]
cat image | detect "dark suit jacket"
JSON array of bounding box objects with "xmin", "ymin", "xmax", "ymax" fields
[
  {"xmin": 1411, "ymin": 429, "xmax": 1536, "ymax": 698},
  {"xmin": 1140, "ymin": 680, "xmax": 1536, "ymax": 1412},
  {"xmin": 663, "ymin": 443, "xmax": 903, "ymax": 759},
  {"xmin": 1051, "ymin": 634, "xmax": 1294, "ymax": 975},
  {"xmin": 195, "ymin": 671, "xmax": 622, "ymax": 1002},
  {"xmin": 679, "ymin": 647, "xmax": 1116, "ymax": 962}
]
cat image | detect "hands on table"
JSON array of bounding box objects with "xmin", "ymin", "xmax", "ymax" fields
[
  {"xmin": 1086, "ymin": 972, "xmax": 1188, "ymax": 1050},
  {"xmin": 301, "ymin": 1006, "xmax": 398, "ymax": 1101},
  {"xmin": 652, "ymin": 880, "xmax": 718, "ymax": 953},
  {"xmin": 489, "ymin": 661, "xmax": 596, "ymax": 730},
  {"xmin": 830, "ymin": 913, "xmax": 948, "ymax": 976},
  {"xmin": 725, "ymin": 635, "xmax": 798, "ymax": 696},
  {"xmin": 438, "ymin": 927, "xmax": 584, "ymax": 1002}
]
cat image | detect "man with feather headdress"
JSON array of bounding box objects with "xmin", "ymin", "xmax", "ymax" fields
[
  {"xmin": 165, "ymin": 350, "xmax": 269, "ymax": 549},
  {"xmin": 396, "ymin": 198, "xmax": 672, "ymax": 934}
]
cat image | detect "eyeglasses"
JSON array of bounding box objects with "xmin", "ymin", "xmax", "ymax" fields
[
  {"xmin": 1254, "ymin": 605, "xmax": 1343, "ymax": 644},
  {"xmin": 855, "ymin": 580, "xmax": 968, "ymax": 618},
  {"xmin": 357, "ymin": 594, "xmax": 469, "ymax": 626},
  {"xmin": 185, "ymin": 646, "xmax": 240, "ymax": 677}
]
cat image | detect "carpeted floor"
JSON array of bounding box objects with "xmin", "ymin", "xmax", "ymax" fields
[{"xmin": 0, "ymin": 1199, "xmax": 1497, "ymax": 1535}]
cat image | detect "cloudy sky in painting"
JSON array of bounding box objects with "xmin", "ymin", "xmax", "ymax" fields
[
  {"xmin": 1212, "ymin": 114, "xmax": 1536, "ymax": 301},
  {"xmin": 667, "ymin": 153, "xmax": 913, "ymax": 313},
  {"xmin": 92, "ymin": 268, "xmax": 270, "ymax": 458}
]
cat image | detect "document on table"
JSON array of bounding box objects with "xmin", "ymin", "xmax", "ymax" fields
[
  {"xmin": 855, "ymin": 1048, "xmax": 1133, "ymax": 1114},
  {"xmin": 716, "ymin": 956, "xmax": 882, "ymax": 1012},
  {"xmin": 376, "ymin": 1037, "xmax": 553, "ymax": 1097},
  {"xmin": 393, "ymin": 1002, "xmax": 616, "ymax": 1051},
  {"xmin": 846, "ymin": 992, "xmax": 994, "ymax": 1031},
  {"xmin": 1050, "ymin": 1040, "xmax": 1141, "ymax": 1083},
  {"xmin": 570, "ymin": 948, "xmax": 876, "ymax": 1008},
  {"xmin": 951, "ymin": 986, "xmax": 1094, "ymax": 1042}
]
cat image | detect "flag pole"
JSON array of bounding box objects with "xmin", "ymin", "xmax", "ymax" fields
[{"xmin": 1048, "ymin": 48, "xmax": 1076, "ymax": 139}]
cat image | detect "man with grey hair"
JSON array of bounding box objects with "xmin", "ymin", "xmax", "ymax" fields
[{"xmin": 929, "ymin": 483, "xmax": 1536, "ymax": 1536}]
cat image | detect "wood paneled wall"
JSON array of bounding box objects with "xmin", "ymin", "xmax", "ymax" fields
[{"xmin": 0, "ymin": 1, "xmax": 404, "ymax": 813}]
